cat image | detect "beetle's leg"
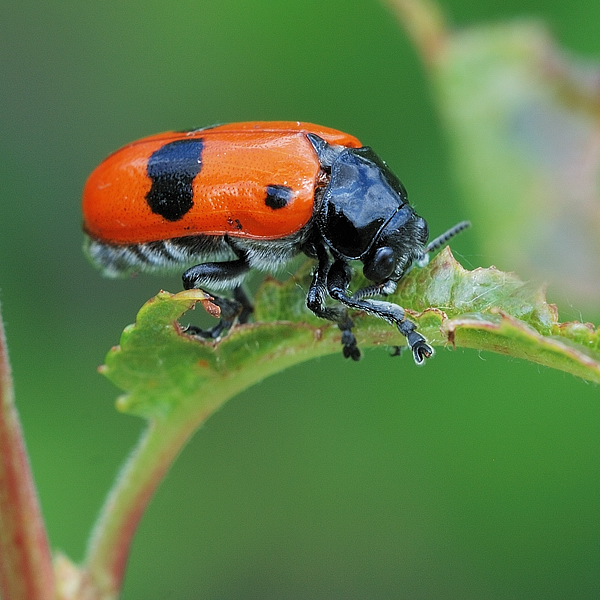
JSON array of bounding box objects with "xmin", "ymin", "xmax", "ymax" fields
[
  {"xmin": 182, "ymin": 254, "xmax": 251, "ymax": 339},
  {"xmin": 305, "ymin": 245, "xmax": 360, "ymax": 361},
  {"xmin": 233, "ymin": 285, "xmax": 254, "ymax": 325},
  {"xmin": 350, "ymin": 286, "xmax": 407, "ymax": 358},
  {"xmin": 326, "ymin": 260, "xmax": 434, "ymax": 365}
]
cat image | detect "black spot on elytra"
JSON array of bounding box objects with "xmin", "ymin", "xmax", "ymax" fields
[
  {"xmin": 146, "ymin": 139, "xmax": 203, "ymax": 221},
  {"xmin": 265, "ymin": 184, "xmax": 293, "ymax": 210},
  {"xmin": 227, "ymin": 217, "xmax": 243, "ymax": 231}
]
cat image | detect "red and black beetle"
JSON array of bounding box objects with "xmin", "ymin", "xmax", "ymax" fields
[{"xmin": 83, "ymin": 121, "xmax": 468, "ymax": 363}]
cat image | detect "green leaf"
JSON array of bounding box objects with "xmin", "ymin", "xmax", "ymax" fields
[
  {"xmin": 103, "ymin": 251, "xmax": 600, "ymax": 414},
  {"xmin": 86, "ymin": 250, "xmax": 599, "ymax": 598},
  {"xmin": 103, "ymin": 288, "xmax": 335, "ymax": 421}
]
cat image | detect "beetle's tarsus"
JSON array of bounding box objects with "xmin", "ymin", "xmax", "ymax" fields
[
  {"xmin": 184, "ymin": 322, "xmax": 228, "ymax": 340},
  {"xmin": 184, "ymin": 286, "xmax": 252, "ymax": 340},
  {"xmin": 398, "ymin": 320, "xmax": 434, "ymax": 365},
  {"xmin": 340, "ymin": 321, "xmax": 361, "ymax": 361},
  {"xmin": 409, "ymin": 337, "xmax": 434, "ymax": 365}
]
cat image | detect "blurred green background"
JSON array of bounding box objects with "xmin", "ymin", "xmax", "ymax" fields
[{"xmin": 1, "ymin": 0, "xmax": 600, "ymax": 598}]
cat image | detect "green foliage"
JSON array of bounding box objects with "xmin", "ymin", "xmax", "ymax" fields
[
  {"xmin": 88, "ymin": 248, "xmax": 599, "ymax": 600},
  {"xmin": 103, "ymin": 250, "xmax": 600, "ymax": 418},
  {"xmin": 83, "ymin": 248, "xmax": 600, "ymax": 600}
]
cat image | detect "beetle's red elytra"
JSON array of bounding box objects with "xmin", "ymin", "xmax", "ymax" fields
[
  {"xmin": 83, "ymin": 121, "xmax": 469, "ymax": 363},
  {"xmin": 83, "ymin": 122, "xmax": 361, "ymax": 244}
]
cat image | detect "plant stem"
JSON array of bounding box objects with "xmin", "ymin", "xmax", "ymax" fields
[
  {"xmin": 80, "ymin": 412, "xmax": 200, "ymax": 599},
  {"xmin": 81, "ymin": 360, "xmax": 310, "ymax": 599},
  {"xmin": 81, "ymin": 315, "xmax": 331, "ymax": 600},
  {"xmin": 0, "ymin": 305, "xmax": 55, "ymax": 600},
  {"xmin": 381, "ymin": 0, "xmax": 448, "ymax": 65}
]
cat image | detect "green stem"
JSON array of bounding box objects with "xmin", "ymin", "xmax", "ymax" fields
[
  {"xmin": 81, "ymin": 338, "xmax": 326, "ymax": 600},
  {"xmin": 0, "ymin": 304, "xmax": 55, "ymax": 600},
  {"xmin": 82, "ymin": 405, "xmax": 223, "ymax": 598}
]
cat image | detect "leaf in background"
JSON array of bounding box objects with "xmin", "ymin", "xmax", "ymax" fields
[{"xmin": 383, "ymin": 0, "xmax": 600, "ymax": 308}]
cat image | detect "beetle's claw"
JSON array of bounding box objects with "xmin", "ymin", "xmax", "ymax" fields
[
  {"xmin": 407, "ymin": 332, "xmax": 434, "ymax": 365},
  {"xmin": 184, "ymin": 321, "xmax": 232, "ymax": 340}
]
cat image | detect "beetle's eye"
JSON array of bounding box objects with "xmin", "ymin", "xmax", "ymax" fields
[{"xmin": 363, "ymin": 246, "xmax": 396, "ymax": 283}]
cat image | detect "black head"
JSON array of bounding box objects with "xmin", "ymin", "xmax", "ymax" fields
[{"xmin": 307, "ymin": 133, "xmax": 429, "ymax": 285}]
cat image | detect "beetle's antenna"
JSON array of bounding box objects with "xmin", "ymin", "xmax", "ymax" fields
[
  {"xmin": 426, "ymin": 220, "xmax": 470, "ymax": 253},
  {"xmin": 414, "ymin": 220, "xmax": 470, "ymax": 268}
]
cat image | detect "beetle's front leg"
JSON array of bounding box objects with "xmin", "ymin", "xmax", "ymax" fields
[
  {"xmin": 326, "ymin": 260, "xmax": 434, "ymax": 365},
  {"xmin": 305, "ymin": 245, "xmax": 360, "ymax": 360}
]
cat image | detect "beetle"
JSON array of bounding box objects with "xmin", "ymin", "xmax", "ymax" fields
[{"xmin": 83, "ymin": 121, "xmax": 469, "ymax": 363}]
